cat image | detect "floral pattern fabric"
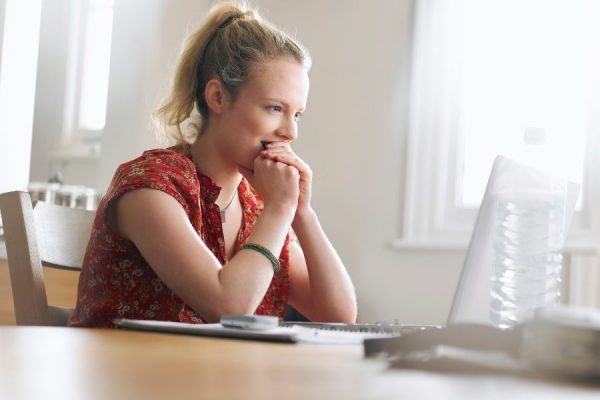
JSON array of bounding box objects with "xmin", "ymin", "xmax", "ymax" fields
[{"xmin": 69, "ymin": 145, "xmax": 291, "ymax": 327}]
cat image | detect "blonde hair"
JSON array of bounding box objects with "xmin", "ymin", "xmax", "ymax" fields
[{"xmin": 154, "ymin": 2, "xmax": 312, "ymax": 145}]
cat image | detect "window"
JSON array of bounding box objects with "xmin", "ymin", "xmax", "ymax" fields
[
  {"xmin": 458, "ymin": 0, "xmax": 597, "ymax": 210},
  {"xmin": 78, "ymin": 0, "xmax": 115, "ymax": 131},
  {"xmin": 398, "ymin": 0, "xmax": 600, "ymax": 250},
  {"xmin": 63, "ymin": 0, "xmax": 115, "ymax": 145}
]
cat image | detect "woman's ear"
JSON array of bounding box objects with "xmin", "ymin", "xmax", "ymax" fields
[{"xmin": 204, "ymin": 78, "xmax": 227, "ymax": 115}]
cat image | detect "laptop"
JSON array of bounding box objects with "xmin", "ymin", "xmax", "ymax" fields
[
  {"xmin": 284, "ymin": 155, "xmax": 579, "ymax": 330},
  {"xmin": 116, "ymin": 156, "xmax": 579, "ymax": 343}
]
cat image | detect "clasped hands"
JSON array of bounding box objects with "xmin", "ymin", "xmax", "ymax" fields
[{"xmin": 239, "ymin": 142, "xmax": 312, "ymax": 219}]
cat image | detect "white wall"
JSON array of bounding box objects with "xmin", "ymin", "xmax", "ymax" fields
[
  {"xmin": 96, "ymin": 0, "xmax": 166, "ymax": 190},
  {"xmin": 28, "ymin": 0, "xmax": 465, "ymax": 324},
  {"xmin": 0, "ymin": 0, "xmax": 42, "ymax": 193},
  {"xmin": 29, "ymin": 0, "xmax": 74, "ymax": 184}
]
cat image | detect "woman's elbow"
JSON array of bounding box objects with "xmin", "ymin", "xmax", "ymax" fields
[
  {"xmin": 318, "ymin": 305, "xmax": 357, "ymax": 324},
  {"xmin": 341, "ymin": 307, "xmax": 358, "ymax": 324},
  {"xmin": 192, "ymin": 300, "xmax": 257, "ymax": 323},
  {"xmin": 217, "ymin": 300, "xmax": 257, "ymax": 320}
]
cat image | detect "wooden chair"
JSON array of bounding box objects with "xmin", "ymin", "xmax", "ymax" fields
[{"xmin": 0, "ymin": 190, "xmax": 94, "ymax": 326}]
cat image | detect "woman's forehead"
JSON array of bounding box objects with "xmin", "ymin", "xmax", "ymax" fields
[{"xmin": 243, "ymin": 57, "xmax": 309, "ymax": 107}]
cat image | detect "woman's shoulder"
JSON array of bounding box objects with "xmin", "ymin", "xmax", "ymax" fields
[
  {"xmin": 113, "ymin": 146, "xmax": 194, "ymax": 176},
  {"xmin": 108, "ymin": 145, "xmax": 199, "ymax": 197},
  {"xmin": 139, "ymin": 145, "xmax": 194, "ymax": 169},
  {"xmin": 101, "ymin": 145, "xmax": 200, "ymax": 221}
]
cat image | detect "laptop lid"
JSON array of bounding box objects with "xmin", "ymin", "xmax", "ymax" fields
[{"xmin": 447, "ymin": 156, "xmax": 580, "ymax": 326}]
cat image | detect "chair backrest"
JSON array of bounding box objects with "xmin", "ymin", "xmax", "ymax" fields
[{"xmin": 0, "ymin": 190, "xmax": 94, "ymax": 326}]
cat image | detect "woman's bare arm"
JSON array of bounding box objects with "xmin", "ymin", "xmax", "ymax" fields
[
  {"xmin": 115, "ymin": 157, "xmax": 299, "ymax": 323},
  {"xmin": 260, "ymin": 142, "xmax": 357, "ymax": 323},
  {"xmin": 287, "ymin": 208, "xmax": 357, "ymax": 323}
]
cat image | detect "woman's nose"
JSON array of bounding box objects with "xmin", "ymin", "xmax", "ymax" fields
[{"xmin": 275, "ymin": 118, "xmax": 298, "ymax": 141}]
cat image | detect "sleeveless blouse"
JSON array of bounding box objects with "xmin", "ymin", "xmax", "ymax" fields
[{"xmin": 68, "ymin": 145, "xmax": 291, "ymax": 327}]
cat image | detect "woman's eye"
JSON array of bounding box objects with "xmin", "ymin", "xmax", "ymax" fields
[
  {"xmin": 294, "ymin": 112, "xmax": 303, "ymax": 121},
  {"xmin": 268, "ymin": 105, "xmax": 283, "ymax": 112}
]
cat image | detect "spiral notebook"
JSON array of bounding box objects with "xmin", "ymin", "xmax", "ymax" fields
[{"xmin": 113, "ymin": 318, "xmax": 405, "ymax": 345}]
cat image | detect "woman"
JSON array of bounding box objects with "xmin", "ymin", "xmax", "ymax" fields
[{"xmin": 69, "ymin": 2, "xmax": 357, "ymax": 327}]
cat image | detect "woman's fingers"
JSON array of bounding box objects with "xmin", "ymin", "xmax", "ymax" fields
[
  {"xmin": 259, "ymin": 143, "xmax": 312, "ymax": 208},
  {"xmin": 264, "ymin": 141, "xmax": 289, "ymax": 149},
  {"xmin": 248, "ymin": 155, "xmax": 300, "ymax": 209},
  {"xmin": 264, "ymin": 153, "xmax": 309, "ymax": 174},
  {"xmin": 261, "ymin": 147, "xmax": 311, "ymax": 174}
]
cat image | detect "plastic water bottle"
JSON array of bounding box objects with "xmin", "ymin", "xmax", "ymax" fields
[{"xmin": 490, "ymin": 192, "xmax": 565, "ymax": 328}]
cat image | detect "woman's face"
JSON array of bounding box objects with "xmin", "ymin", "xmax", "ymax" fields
[{"xmin": 217, "ymin": 56, "xmax": 309, "ymax": 170}]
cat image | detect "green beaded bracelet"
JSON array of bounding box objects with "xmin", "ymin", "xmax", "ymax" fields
[{"xmin": 240, "ymin": 243, "xmax": 281, "ymax": 274}]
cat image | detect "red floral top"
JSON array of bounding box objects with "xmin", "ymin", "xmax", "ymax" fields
[{"xmin": 68, "ymin": 145, "xmax": 291, "ymax": 327}]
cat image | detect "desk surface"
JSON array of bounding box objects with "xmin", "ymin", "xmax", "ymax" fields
[{"xmin": 0, "ymin": 327, "xmax": 599, "ymax": 400}]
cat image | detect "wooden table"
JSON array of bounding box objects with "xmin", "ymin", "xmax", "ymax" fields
[
  {"xmin": 1, "ymin": 327, "xmax": 599, "ymax": 400},
  {"xmin": 0, "ymin": 327, "xmax": 384, "ymax": 400}
]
